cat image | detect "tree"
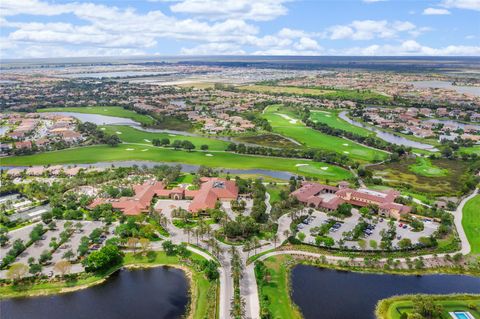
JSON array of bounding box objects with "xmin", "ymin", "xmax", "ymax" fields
[
  {"xmin": 127, "ymin": 237, "xmax": 140, "ymax": 254},
  {"xmin": 398, "ymin": 238, "xmax": 413, "ymax": 250},
  {"xmin": 182, "ymin": 140, "xmax": 195, "ymax": 152},
  {"xmin": 83, "ymin": 245, "xmax": 123, "ymax": 272},
  {"xmin": 106, "ymin": 134, "xmax": 121, "ymax": 147},
  {"xmin": 139, "ymin": 238, "xmax": 151, "ymax": 256},
  {"xmin": 272, "ymin": 234, "xmax": 279, "ymax": 248},
  {"xmin": 171, "ymin": 140, "xmax": 183, "ymax": 150},
  {"xmin": 162, "ymin": 240, "xmax": 176, "ymax": 256},
  {"xmin": 7, "ymin": 263, "xmax": 28, "ymax": 281},
  {"xmin": 200, "ymin": 144, "xmax": 209, "ymax": 151},
  {"xmin": 75, "ymin": 222, "xmax": 84, "ymax": 233},
  {"xmin": 0, "ymin": 227, "xmax": 9, "ymax": 246},
  {"xmin": 63, "ymin": 250, "xmax": 75, "ymax": 261},
  {"xmin": 202, "ymin": 260, "xmax": 219, "ymax": 280},
  {"xmin": 335, "ymin": 203, "xmax": 353, "ymax": 217},
  {"xmin": 29, "ymin": 263, "xmax": 42, "ymax": 276},
  {"xmin": 369, "ymin": 240, "xmax": 378, "ymax": 249},
  {"xmin": 39, "ymin": 250, "xmax": 53, "ymax": 265},
  {"xmin": 297, "ymin": 232, "xmax": 306, "ymax": 242},
  {"xmin": 54, "ymin": 260, "xmax": 72, "ymax": 276}
]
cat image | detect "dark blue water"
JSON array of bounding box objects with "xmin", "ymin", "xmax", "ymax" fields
[
  {"xmin": 291, "ymin": 265, "xmax": 480, "ymax": 319},
  {"xmin": 1, "ymin": 267, "xmax": 189, "ymax": 319}
]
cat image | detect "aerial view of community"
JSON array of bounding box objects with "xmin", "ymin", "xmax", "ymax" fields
[{"xmin": 1, "ymin": 1, "xmax": 480, "ymax": 319}]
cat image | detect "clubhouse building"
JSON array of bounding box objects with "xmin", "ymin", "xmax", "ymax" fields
[
  {"xmin": 291, "ymin": 181, "xmax": 411, "ymax": 220},
  {"xmin": 89, "ymin": 177, "xmax": 238, "ymax": 215}
]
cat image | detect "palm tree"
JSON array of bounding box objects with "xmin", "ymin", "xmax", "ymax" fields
[
  {"xmin": 244, "ymin": 240, "xmax": 252, "ymax": 258},
  {"xmin": 252, "ymin": 236, "xmax": 260, "ymax": 255},
  {"xmin": 183, "ymin": 228, "xmax": 191, "ymax": 243},
  {"xmin": 272, "ymin": 233, "xmax": 279, "ymax": 248}
]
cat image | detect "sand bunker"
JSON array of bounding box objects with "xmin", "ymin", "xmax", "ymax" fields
[
  {"xmin": 141, "ymin": 149, "xmax": 148, "ymax": 152},
  {"xmin": 321, "ymin": 167, "xmax": 329, "ymax": 170},
  {"xmin": 276, "ymin": 113, "xmax": 298, "ymax": 124},
  {"xmin": 116, "ymin": 131, "xmax": 122, "ymax": 134},
  {"xmin": 342, "ymin": 143, "xmax": 349, "ymax": 146},
  {"xmin": 169, "ymin": 134, "xmax": 177, "ymax": 137},
  {"xmin": 144, "ymin": 139, "xmax": 151, "ymax": 142},
  {"xmin": 100, "ymin": 128, "xmax": 106, "ymax": 130},
  {"xmin": 343, "ymin": 151, "xmax": 350, "ymax": 154},
  {"xmin": 295, "ymin": 164, "xmax": 309, "ymax": 167},
  {"xmin": 206, "ymin": 154, "xmax": 214, "ymax": 157},
  {"xmin": 125, "ymin": 148, "xmax": 135, "ymax": 151}
]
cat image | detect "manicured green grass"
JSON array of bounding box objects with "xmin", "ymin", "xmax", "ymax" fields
[
  {"xmin": 101, "ymin": 125, "xmax": 229, "ymax": 151},
  {"xmin": 256, "ymin": 255, "xmax": 303, "ymax": 319},
  {"xmin": 371, "ymin": 158, "xmax": 472, "ymax": 196},
  {"xmin": 263, "ymin": 105, "xmax": 388, "ymax": 163},
  {"xmin": 2, "ymin": 144, "xmax": 353, "ymax": 181},
  {"xmin": 266, "ymin": 185, "xmax": 288, "ymax": 204},
  {"xmin": 39, "ymin": 106, "xmax": 154, "ymax": 125},
  {"xmin": 409, "ymin": 157, "xmax": 448, "ymax": 177},
  {"xmin": 310, "ymin": 110, "xmax": 372, "ymax": 137},
  {"xmin": 463, "ymin": 195, "xmax": 480, "ymax": 254},
  {"xmin": 377, "ymin": 294, "xmax": 480, "ymax": 319},
  {"xmin": 239, "ymin": 85, "xmax": 391, "ymax": 102},
  {"xmin": 461, "ymin": 145, "xmax": 480, "ymax": 155}
]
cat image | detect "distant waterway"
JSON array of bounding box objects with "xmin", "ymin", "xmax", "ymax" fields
[
  {"xmin": 59, "ymin": 71, "xmax": 173, "ymax": 79},
  {"xmin": 0, "ymin": 161, "xmax": 296, "ymax": 180},
  {"xmin": 291, "ymin": 265, "xmax": 480, "ymax": 319},
  {"xmin": 338, "ymin": 111, "xmax": 439, "ymax": 151},
  {"xmin": 425, "ymin": 119, "xmax": 480, "ymax": 130},
  {"xmin": 1, "ymin": 267, "xmax": 189, "ymax": 319},
  {"xmin": 409, "ymin": 80, "xmax": 480, "ymax": 97}
]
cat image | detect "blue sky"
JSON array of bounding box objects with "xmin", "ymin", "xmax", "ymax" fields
[{"xmin": 0, "ymin": 0, "xmax": 479, "ymax": 58}]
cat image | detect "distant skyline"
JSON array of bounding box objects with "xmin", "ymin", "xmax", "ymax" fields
[{"xmin": 1, "ymin": 0, "xmax": 479, "ymax": 59}]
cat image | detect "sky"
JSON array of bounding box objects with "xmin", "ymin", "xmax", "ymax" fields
[{"xmin": 0, "ymin": 0, "xmax": 479, "ymax": 59}]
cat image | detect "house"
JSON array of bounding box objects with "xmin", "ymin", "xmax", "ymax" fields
[
  {"xmin": 291, "ymin": 181, "xmax": 411, "ymax": 220},
  {"xmin": 188, "ymin": 177, "xmax": 239, "ymax": 213}
]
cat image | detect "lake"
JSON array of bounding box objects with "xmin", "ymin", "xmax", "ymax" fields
[
  {"xmin": 339, "ymin": 111, "xmax": 439, "ymax": 151},
  {"xmin": 409, "ymin": 80, "xmax": 480, "ymax": 97},
  {"xmin": 1, "ymin": 267, "xmax": 189, "ymax": 319},
  {"xmin": 291, "ymin": 265, "xmax": 480, "ymax": 319},
  {"xmin": 45, "ymin": 112, "xmax": 139, "ymax": 126}
]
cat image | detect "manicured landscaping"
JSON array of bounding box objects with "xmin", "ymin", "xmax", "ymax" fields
[
  {"xmin": 101, "ymin": 125, "xmax": 230, "ymax": 151},
  {"xmin": 263, "ymin": 105, "xmax": 388, "ymax": 163},
  {"xmin": 463, "ymin": 195, "xmax": 480, "ymax": 254},
  {"xmin": 235, "ymin": 134, "xmax": 299, "ymax": 148},
  {"xmin": 239, "ymin": 84, "xmax": 335, "ymax": 96},
  {"xmin": 376, "ymin": 294, "xmax": 480, "ymax": 319},
  {"xmin": 310, "ymin": 109, "xmax": 372, "ymax": 137},
  {"xmin": 1, "ymin": 143, "xmax": 353, "ymax": 181},
  {"xmin": 38, "ymin": 106, "xmax": 155, "ymax": 125},
  {"xmin": 461, "ymin": 145, "xmax": 480, "ymax": 156},
  {"xmin": 370, "ymin": 158, "xmax": 473, "ymax": 196},
  {"xmin": 409, "ymin": 157, "xmax": 448, "ymax": 177},
  {"xmin": 255, "ymin": 255, "xmax": 303, "ymax": 319}
]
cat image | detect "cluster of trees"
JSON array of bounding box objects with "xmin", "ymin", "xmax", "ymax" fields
[
  {"xmin": 229, "ymin": 247, "xmax": 245, "ymax": 319},
  {"xmin": 102, "ymin": 185, "xmax": 134, "ymax": 198},
  {"xmin": 152, "ymin": 139, "xmax": 196, "ymax": 151},
  {"xmin": 115, "ymin": 216, "xmax": 159, "ymax": 241},
  {"xmin": 152, "ymin": 164, "xmax": 182, "ymax": 186},
  {"xmin": 82, "ymin": 244, "xmax": 123, "ymax": 273},
  {"xmin": 77, "ymin": 122, "xmax": 121, "ymax": 146},
  {"xmin": 250, "ymin": 180, "xmax": 268, "ymax": 223},
  {"xmin": 224, "ymin": 216, "xmax": 260, "ymax": 240},
  {"xmin": 399, "ymin": 295, "xmax": 444, "ymax": 319},
  {"xmin": 226, "ymin": 143, "xmax": 354, "ymax": 166}
]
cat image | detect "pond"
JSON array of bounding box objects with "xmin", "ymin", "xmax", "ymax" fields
[
  {"xmin": 46, "ymin": 112, "xmax": 139, "ymax": 126},
  {"xmin": 409, "ymin": 80, "xmax": 480, "ymax": 97},
  {"xmin": 291, "ymin": 265, "xmax": 480, "ymax": 319},
  {"xmin": 60, "ymin": 71, "xmax": 173, "ymax": 79},
  {"xmin": 339, "ymin": 111, "xmax": 439, "ymax": 151},
  {"xmin": 1, "ymin": 267, "xmax": 189, "ymax": 319}
]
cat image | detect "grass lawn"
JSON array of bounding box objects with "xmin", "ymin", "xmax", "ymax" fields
[
  {"xmin": 238, "ymin": 85, "xmax": 391, "ymax": 102},
  {"xmin": 256, "ymin": 255, "xmax": 303, "ymax": 319},
  {"xmin": 461, "ymin": 145, "xmax": 480, "ymax": 155},
  {"xmin": 38, "ymin": 106, "xmax": 155, "ymax": 125},
  {"xmin": 235, "ymin": 134, "xmax": 299, "ymax": 148},
  {"xmin": 266, "ymin": 184, "xmax": 288, "ymax": 204},
  {"xmin": 463, "ymin": 195, "xmax": 480, "ymax": 254},
  {"xmin": 101, "ymin": 125, "xmax": 229, "ymax": 151},
  {"xmin": 370, "ymin": 158, "xmax": 472, "ymax": 196},
  {"xmin": 310, "ymin": 109, "xmax": 372, "ymax": 137},
  {"xmin": 263, "ymin": 105, "xmax": 388, "ymax": 163},
  {"xmin": 409, "ymin": 157, "xmax": 448, "ymax": 177},
  {"xmin": 2, "ymin": 144, "xmax": 353, "ymax": 181},
  {"xmin": 377, "ymin": 294, "xmax": 480, "ymax": 319}
]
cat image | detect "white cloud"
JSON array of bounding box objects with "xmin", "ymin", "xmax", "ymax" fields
[
  {"xmin": 180, "ymin": 42, "xmax": 245, "ymax": 55},
  {"xmin": 442, "ymin": 0, "xmax": 480, "ymax": 11},
  {"xmin": 362, "ymin": 0, "xmax": 387, "ymax": 3},
  {"xmin": 170, "ymin": 0, "xmax": 289, "ymax": 21},
  {"xmin": 423, "ymin": 8, "xmax": 451, "ymax": 15},
  {"xmin": 326, "ymin": 20, "xmax": 419, "ymax": 40}
]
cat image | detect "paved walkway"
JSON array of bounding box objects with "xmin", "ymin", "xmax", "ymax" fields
[{"xmin": 452, "ymin": 188, "xmax": 478, "ymax": 255}]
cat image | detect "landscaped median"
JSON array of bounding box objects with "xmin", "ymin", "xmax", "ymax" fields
[
  {"xmin": 462, "ymin": 194, "xmax": 480, "ymax": 254},
  {"xmin": 0, "ymin": 251, "xmax": 218, "ymax": 319},
  {"xmin": 375, "ymin": 294, "xmax": 480, "ymax": 319},
  {"xmin": 1, "ymin": 143, "xmax": 353, "ymax": 181}
]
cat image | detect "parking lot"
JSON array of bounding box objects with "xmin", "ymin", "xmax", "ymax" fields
[
  {"xmin": 297, "ymin": 209, "xmax": 439, "ymax": 250},
  {"xmin": 0, "ymin": 220, "xmax": 114, "ymax": 278}
]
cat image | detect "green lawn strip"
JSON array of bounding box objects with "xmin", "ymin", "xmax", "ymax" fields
[
  {"xmin": 463, "ymin": 195, "xmax": 480, "ymax": 254},
  {"xmin": 38, "ymin": 106, "xmax": 154, "ymax": 125},
  {"xmin": 238, "ymin": 85, "xmax": 334, "ymax": 96},
  {"xmin": 263, "ymin": 105, "xmax": 388, "ymax": 163},
  {"xmin": 101, "ymin": 125, "xmax": 229, "ymax": 151},
  {"xmin": 409, "ymin": 157, "xmax": 448, "ymax": 177},
  {"xmin": 3, "ymin": 144, "xmax": 353, "ymax": 181},
  {"xmin": 310, "ymin": 109, "xmax": 372, "ymax": 137},
  {"xmin": 256, "ymin": 255, "xmax": 303, "ymax": 319},
  {"xmin": 266, "ymin": 185, "xmax": 288, "ymax": 204},
  {"xmin": 461, "ymin": 145, "xmax": 480, "ymax": 155},
  {"xmin": 376, "ymin": 294, "xmax": 480, "ymax": 319}
]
